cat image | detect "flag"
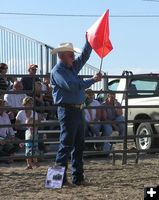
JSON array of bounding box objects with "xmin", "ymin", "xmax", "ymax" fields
[{"xmin": 86, "ymin": 10, "xmax": 113, "ymax": 58}]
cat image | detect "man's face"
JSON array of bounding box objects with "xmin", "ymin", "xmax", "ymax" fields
[
  {"xmin": 107, "ymin": 94, "xmax": 115, "ymax": 104},
  {"xmin": 29, "ymin": 67, "xmax": 37, "ymax": 75},
  {"xmin": 43, "ymin": 77, "xmax": 50, "ymax": 85},
  {"xmin": 59, "ymin": 51, "xmax": 75, "ymax": 67},
  {"xmin": 87, "ymin": 93, "xmax": 95, "ymax": 102},
  {"xmin": 0, "ymin": 65, "xmax": 8, "ymax": 75}
]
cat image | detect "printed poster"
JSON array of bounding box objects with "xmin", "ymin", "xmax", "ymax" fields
[{"xmin": 45, "ymin": 167, "xmax": 65, "ymax": 189}]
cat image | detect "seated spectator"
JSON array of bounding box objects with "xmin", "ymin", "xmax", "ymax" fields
[
  {"xmin": 0, "ymin": 63, "xmax": 13, "ymax": 97},
  {"xmin": 0, "ymin": 99, "xmax": 19, "ymax": 162},
  {"xmin": 15, "ymin": 96, "xmax": 38, "ymax": 140},
  {"xmin": 84, "ymin": 89, "xmax": 102, "ymax": 150},
  {"xmin": 101, "ymin": 93, "xmax": 125, "ymax": 153},
  {"xmin": 25, "ymin": 118, "xmax": 39, "ymax": 170},
  {"xmin": 4, "ymin": 80, "xmax": 26, "ymax": 123},
  {"xmin": 42, "ymin": 75, "xmax": 56, "ymax": 120},
  {"xmin": 34, "ymin": 82, "xmax": 49, "ymax": 152},
  {"xmin": 35, "ymin": 81, "xmax": 44, "ymax": 106},
  {"xmin": 96, "ymin": 89, "xmax": 105, "ymax": 104},
  {"xmin": 84, "ymin": 89, "xmax": 101, "ymax": 137},
  {"xmin": 4, "ymin": 80, "xmax": 25, "ymax": 107},
  {"xmin": 41, "ymin": 75, "xmax": 50, "ymax": 91},
  {"xmin": 21, "ymin": 64, "xmax": 41, "ymax": 95},
  {"xmin": 35, "ymin": 81, "xmax": 45, "ymax": 119},
  {"xmin": 42, "ymin": 75, "xmax": 53, "ymax": 105}
]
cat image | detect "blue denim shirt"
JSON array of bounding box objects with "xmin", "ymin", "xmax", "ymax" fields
[{"xmin": 50, "ymin": 41, "xmax": 95, "ymax": 104}]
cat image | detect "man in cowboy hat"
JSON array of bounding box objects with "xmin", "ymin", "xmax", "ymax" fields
[{"xmin": 50, "ymin": 38, "xmax": 102, "ymax": 186}]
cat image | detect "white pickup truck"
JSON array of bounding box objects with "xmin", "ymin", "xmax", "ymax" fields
[{"xmin": 107, "ymin": 71, "xmax": 159, "ymax": 151}]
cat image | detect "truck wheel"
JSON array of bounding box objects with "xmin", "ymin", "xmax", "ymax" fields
[{"xmin": 136, "ymin": 123, "xmax": 153, "ymax": 150}]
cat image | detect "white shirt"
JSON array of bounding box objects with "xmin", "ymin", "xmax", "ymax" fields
[
  {"xmin": 25, "ymin": 129, "xmax": 32, "ymax": 140},
  {"xmin": 0, "ymin": 112, "xmax": 14, "ymax": 138},
  {"xmin": 25, "ymin": 128, "xmax": 38, "ymax": 140},
  {"xmin": 16, "ymin": 110, "xmax": 38, "ymax": 125},
  {"xmin": 85, "ymin": 100, "xmax": 100, "ymax": 122},
  {"xmin": 4, "ymin": 89, "xmax": 26, "ymax": 108},
  {"xmin": 41, "ymin": 83, "xmax": 47, "ymax": 92}
]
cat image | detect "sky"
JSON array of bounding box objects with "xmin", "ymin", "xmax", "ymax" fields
[{"xmin": 1, "ymin": 0, "xmax": 159, "ymax": 74}]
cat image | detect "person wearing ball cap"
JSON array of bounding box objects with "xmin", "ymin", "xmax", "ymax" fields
[{"xmin": 21, "ymin": 64, "xmax": 41, "ymax": 92}]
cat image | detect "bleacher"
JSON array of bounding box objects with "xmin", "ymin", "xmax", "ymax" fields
[
  {"xmin": 0, "ymin": 25, "xmax": 133, "ymax": 164},
  {"xmin": 12, "ymin": 118, "xmax": 134, "ymax": 160}
]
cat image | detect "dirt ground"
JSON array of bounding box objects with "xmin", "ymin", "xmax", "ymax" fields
[{"xmin": 0, "ymin": 152, "xmax": 159, "ymax": 200}]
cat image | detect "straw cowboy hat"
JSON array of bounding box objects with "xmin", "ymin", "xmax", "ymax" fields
[{"xmin": 51, "ymin": 42, "xmax": 81, "ymax": 54}]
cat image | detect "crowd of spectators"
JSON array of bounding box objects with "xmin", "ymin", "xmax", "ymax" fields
[
  {"xmin": 0, "ymin": 63, "xmax": 55, "ymax": 165},
  {"xmin": 0, "ymin": 62, "xmax": 125, "ymax": 165},
  {"xmin": 84, "ymin": 89, "xmax": 125, "ymax": 154}
]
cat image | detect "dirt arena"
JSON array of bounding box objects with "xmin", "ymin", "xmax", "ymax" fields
[{"xmin": 0, "ymin": 152, "xmax": 159, "ymax": 200}]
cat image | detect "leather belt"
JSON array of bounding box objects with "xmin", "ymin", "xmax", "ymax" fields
[{"xmin": 58, "ymin": 103, "xmax": 84, "ymax": 109}]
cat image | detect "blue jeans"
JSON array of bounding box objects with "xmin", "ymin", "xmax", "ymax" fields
[
  {"xmin": 56, "ymin": 106, "xmax": 85, "ymax": 184},
  {"xmin": 102, "ymin": 116, "xmax": 125, "ymax": 153},
  {"xmin": 102, "ymin": 124, "xmax": 112, "ymax": 153},
  {"xmin": 84, "ymin": 122, "xmax": 101, "ymax": 137}
]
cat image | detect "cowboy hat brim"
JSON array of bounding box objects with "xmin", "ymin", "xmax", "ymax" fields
[{"xmin": 51, "ymin": 47, "xmax": 81, "ymax": 54}]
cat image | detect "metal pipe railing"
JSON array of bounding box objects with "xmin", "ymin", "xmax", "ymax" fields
[
  {"xmin": 0, "ymin": 25, "xmax": 56, "ymax": 74},
  {"xmin": 0, "ymin": 73, "xmax": 159, "ymax": 165}
]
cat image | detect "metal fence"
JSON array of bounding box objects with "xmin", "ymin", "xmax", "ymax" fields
[
  {"xmin": 79, "ymin": 63, "xmax": 106, "ymax": 91},
  {"xmin": 0, "ymin": 25, "xmax": 105, "ymax": 91},
  {"xmin": 0, "ymin": 25, "xmax": 123, "ymax": 164},
  {"xmin": 0, "ymin": 25, "xmax": 57, "ymax": 75},
  {"xmin": 1, "ymin": 73, "xmax": 159, "ymax": 165}
]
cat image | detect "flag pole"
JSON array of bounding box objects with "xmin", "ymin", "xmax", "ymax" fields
[
  {"xmin": 99, "ymin": 22, "xmax": 107, "ymax": 73},
  {"xmin": 99, "ymin": 57, "xmax": 104, "ymax": 72}
]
